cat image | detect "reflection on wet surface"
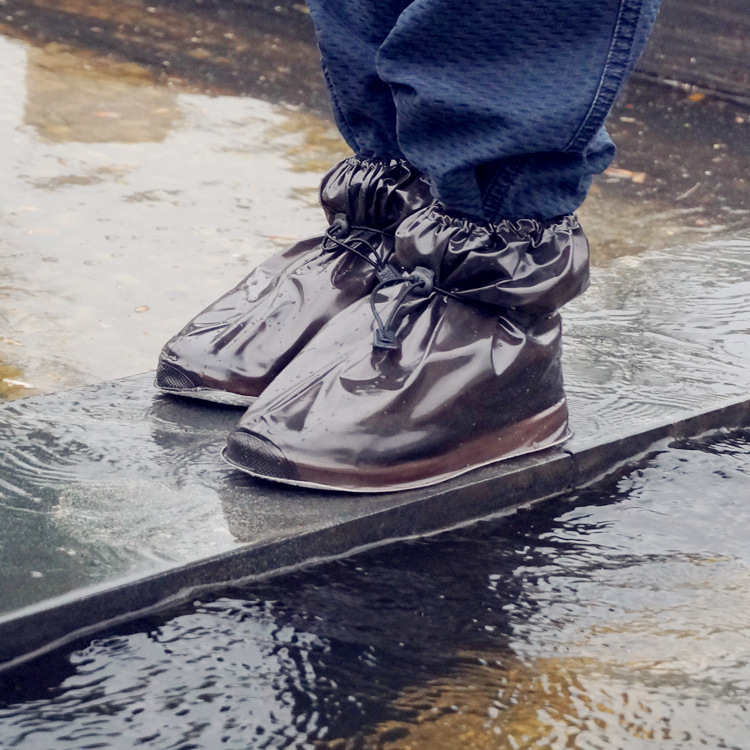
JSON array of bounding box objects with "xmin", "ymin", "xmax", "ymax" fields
[
  {"xmin": 1, "ymin": 431, "xmax": 749, "ymax": 749},
  {"xmin": 24, "ymin": 43, "xmax": 181, "ymax": 143},
  {"xmin": 0, "ymin": 0, "xmax": 327, "ymax": 108},
  {"xmin": 0, "ymin": 26, "xmax": 348, "ymax": 398},
  {"xmin": 0, "ymin": 361, "xmax": 36, "ymax": 399},
  {"xmin": 563, "ymin": 234, "xmax": 750, "ymax": 434}
]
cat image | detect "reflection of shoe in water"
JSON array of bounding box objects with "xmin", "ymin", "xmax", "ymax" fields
[
  {"xmin": 155, "ymin": 157, "xmax": 431, "ymax": 406},
  {"xmin": 224, "ymin": 205, "xmax": 590, "ymax": 493}
]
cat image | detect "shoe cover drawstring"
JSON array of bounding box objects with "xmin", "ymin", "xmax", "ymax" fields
[
  {"xmin": 322, "ymin": 213, "xmax": 397, "ymax": 280},
  {"xmin": 370, "ymin": 266, "xmax": 450, "ymax": 350},
  {"xmin": 322, "ymin": 216, "xmax": 459, "ymax": 351}
]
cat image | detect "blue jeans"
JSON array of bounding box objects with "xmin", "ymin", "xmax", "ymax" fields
[{"xmin": 305, "ymin": 0, "xmax": 661, "ymax": 221}]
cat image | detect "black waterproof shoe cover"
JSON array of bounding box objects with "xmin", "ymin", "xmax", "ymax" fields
[
  {"xmin": 223, "ymin": 205, "xmax": 590, "ymax": 492},
  {"xmin": 155, "ymin": 157, "xmax": 431, "ymax": 404}
]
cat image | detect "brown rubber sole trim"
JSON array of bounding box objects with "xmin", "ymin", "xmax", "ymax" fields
[{"xmin": 222, "ymin": 399, "xmax": 570, "ymax": 493}]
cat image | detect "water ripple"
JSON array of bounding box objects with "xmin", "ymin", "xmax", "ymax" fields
[
  {"xmin": 565, "ymin": 235, "xmax": 750, "ymax": 440},
  {"xmin": 1, "ymin": 432, "xmax": 749, "ymax": 749}
]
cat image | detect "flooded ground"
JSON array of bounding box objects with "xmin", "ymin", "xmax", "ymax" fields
[
  {"xmin": 0, "ymin": 228, "xmax": 747, "ymax": 620},
  {"xmin": 1, "ymin": 429, "xmax": 749, "ymax": 749},
  {"xmin": 0, "ymin": 0, "xmax": 748, "ymax": 399}
]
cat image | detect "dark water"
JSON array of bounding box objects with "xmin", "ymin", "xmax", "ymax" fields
[{"xmin": 1, "ymin": 431, "xmax": 750, "ymax": 749}]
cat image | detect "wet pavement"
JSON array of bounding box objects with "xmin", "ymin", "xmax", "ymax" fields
[
  {"xmin": 3, "ymin": 430, "xmax": 750, "ymax": 748},
  {"xmin": 1, "ymin": 229, "xmax": 749, "ymax": 667},
  {"xmin": 0, "ymin": 1, "xmax": 750, "ymax": 745},
  {"xmin": 0, "ymin": 0, "xmax": 345, "ymax": 399}
]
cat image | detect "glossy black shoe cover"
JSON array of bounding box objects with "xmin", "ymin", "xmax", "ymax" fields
[
  {"xmin": 224, "ymin": 204, "xmax": 590, "ymax": 492},
  {"xmin": 156, "ymin": 157, "xmax": 431, "ymax": 404}
]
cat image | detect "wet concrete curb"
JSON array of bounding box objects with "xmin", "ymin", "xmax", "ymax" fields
[{"xmin": 0, "ymin": 383, "xmax": 748, "ymax": 671}]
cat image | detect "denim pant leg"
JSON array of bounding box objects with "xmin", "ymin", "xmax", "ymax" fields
[
  {"xmin": 376, "ymin": 0, "xmax": 662, "ymax": 220},
  {"xmin": 307, "ymin": 0, "xmax": 661, "ymax": 221},
  {"xmin": 305, "ymin": 0, "xmax": 411, "ymax": 159}
]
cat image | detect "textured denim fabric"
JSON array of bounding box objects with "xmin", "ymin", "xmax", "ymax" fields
[{"xmin": 305, "ymin": 0, "xmax": 661, "ymax": 221}]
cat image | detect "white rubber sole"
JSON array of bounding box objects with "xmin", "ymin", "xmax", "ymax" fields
[{"xmin": 156, "ymin": 384, "xmax": 257, "ymax": 408}]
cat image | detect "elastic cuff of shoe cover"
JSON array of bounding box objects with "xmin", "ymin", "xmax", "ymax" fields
[
  {"xmin": 224, "ymin": 432, "xmax": 297, "ymax": 482},
  {"xmin": 319, "ymin": 156, "xmax": 432, "ymax": 232},
  {"xmin": 393, "ymin": 204, "xmax": 590, "ymax": 314}
]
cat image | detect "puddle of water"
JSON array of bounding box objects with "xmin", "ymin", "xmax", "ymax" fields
[
  {"xmin": 24, "ymin": 43, "xmax": 181, "ymax": 143},
  {"xmin": 266, "ymin": 111, "xmax": 353, "ymax": 173},
  {"xmin": 0, "ymin": 31, "xmax": 349, "ymax": 400},
  {"xmin": 0, "ymin": 0, "xmax": 327, "ymax": 108},
  {"xmin": 563, "ymin": 233, "xmax": 750, "ymax": 437},
  {"xmin": 0, "ymin": 361, "xmax": 37, "ymax": 399},
  {"xmin": 1, "ymin": 430, "xmax": 749, "ymax": 748}
]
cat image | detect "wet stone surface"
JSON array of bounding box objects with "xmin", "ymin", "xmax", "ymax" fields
[{"xmin": 1, "ymin": 231, "xmax": 749, "ymax": 629}]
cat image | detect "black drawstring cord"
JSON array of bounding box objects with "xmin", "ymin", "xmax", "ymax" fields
[
  {"xmin": 370, "ymin": 276, "xmax": 417, "ymax": 350},
  {"xmin": 321, "ymin": 217, "xmax": 460, "ymax": 351},
  {"xmin": 371, "ymin": 266, "xmax": 451, "ymax": 350},
  {"xmin": 322, "ymin": 214, "xmax": 397, "ymax": 279}
]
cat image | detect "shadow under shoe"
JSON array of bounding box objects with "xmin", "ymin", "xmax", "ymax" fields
[
  {"xmin": 155, "ymin": 156, "xmax": 431, "ymax": 405},
  {"xmin": 224, "ymin": 205, "xmax": 590, "ymax": 492}
]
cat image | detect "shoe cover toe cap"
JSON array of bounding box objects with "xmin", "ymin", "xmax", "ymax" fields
[
  {"xmin": 224, "ymin": 431, "xmax": 296, "ymax": 482},
  {"xmin": 155, "ymin": 359, "xmax": 201, "ymax": 391}
]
